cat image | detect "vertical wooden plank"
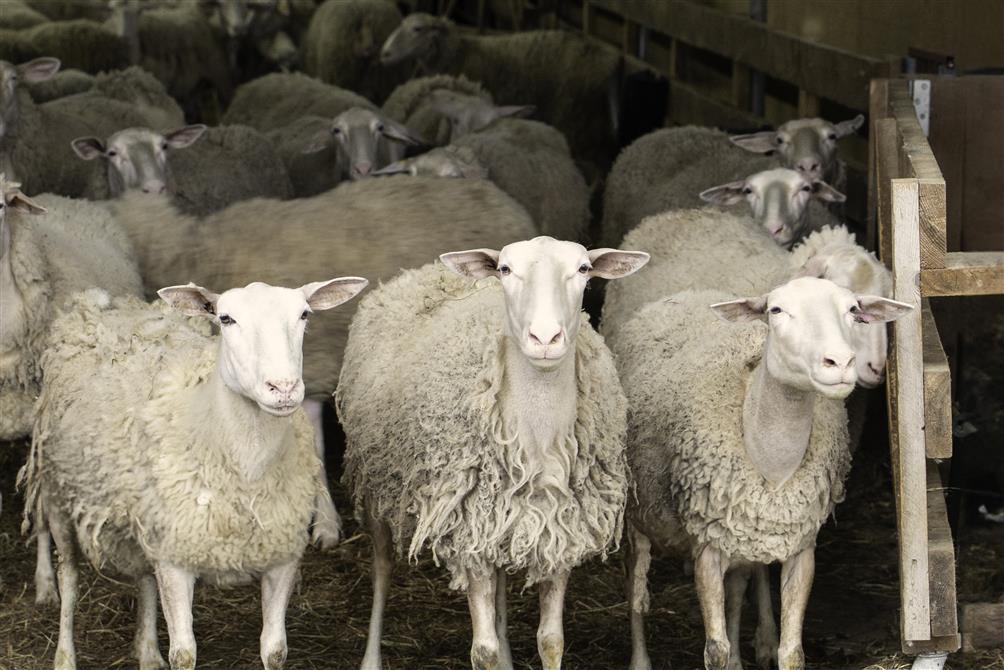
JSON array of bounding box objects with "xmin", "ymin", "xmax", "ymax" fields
[
  {"xmin": 622, "ymin": 18, "xmax": 639, "ymax": 56},
  {"xmin": 960, "ymin": 77, "xmax": 1004, "ymax": 251},
  {"xmin": 798, "ymin": 88, "xmax": 821, "ymax": 117},
  {"xmin": 731, "ymin": 61, "xmax": 751, "ymax": 110},
  {"xmin": 875, "ymin": 118, "xmax": 900, "ymax": 268},
  {"xmin": 921, "ymin": 300, "xmax": 952, "ymax": 459},
  {"xmin": 890, "ymin": 178, "xmax": 933, "ymax": 645},
  {"xmin": 581, "ymin": 0, "xmax": 592, "ymax": 36},
  {"xmin": 925, "ymin": 462, "xmax": 959, "ymax": 641},
  {"xmin": 927, "ymin": 78, "xmax": 966, "ymax": 253},
  {"xmin": 868, "ymin": 79, "xmax": 891, "ymax": 253},
  {"xmin": 918, "ymin": 178, "xmax": 947, "ymax": 270},
  {"xmin": 669, "ymin": 37, "xmax": 681, "ymax": 80}
]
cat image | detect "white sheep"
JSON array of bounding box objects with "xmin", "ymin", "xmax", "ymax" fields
[
  {"xmin": 0, "ymin": 174, "xmax": 144, "ymax": 607},
  {"xmin": 337, "ymin": 237, "xmax": 649, "ymax": 670},
  {"xmin": 602, "ymin": 124, "xmax": 855, "ymax": 247},
  {"xmin": 380, "ymin": 12, "xmax": 622, "ymax": 171},
  {"xmin": 611, "ymin": 279, "xmax": 910, "ymax": 670},
  {"xmin": 382, "ymin": 74, "xmax": 499, "ymax": 147},
  {"xmin": 21, "ymin": 275, "xmax": 367, "ymax": 670},
  {"xmin": 108, "ymin": 176, "xmax": 538, "ymax": 548},
  {"xmin": 72, "ymin": 123, "xmax": 294, "ymax": 214},
  {"xmin": 301, "ymin": 0, "xmax": 409, "ymax": 103}
]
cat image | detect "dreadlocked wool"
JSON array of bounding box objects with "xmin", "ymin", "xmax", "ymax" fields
[{"xmin": 338, "ymin": 262, "xmax": 628, "ymax": 590}]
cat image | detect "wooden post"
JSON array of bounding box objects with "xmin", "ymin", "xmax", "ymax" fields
[
  {"xmin": 581, "ymin": 0, "xmax": 592, "ymax": 36},
  {"xmin": 889, "ymin": 177, "xmax": 932, "ymax": 646},
  {"xmin": 622, "ymin": 19, "xmax": 639, "ymax": 57},
  {"xmin": 731, "ymin": 61, "xmax": 751, "ymax": 110},
  {"xmin": 797, "ymin": 89, "xmax": 821, "ymax": 117}
]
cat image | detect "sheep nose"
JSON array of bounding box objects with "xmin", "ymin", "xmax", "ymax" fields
[
  {"xmin": 822, "ymin": 353, "xmax": 855, "ymax": 371},
  {"xmin": 266, "ymin": 379, "xmax": 298, "ymax": 397},
  {"xmin": 529, "ymin": 326, "xmax": 563, "ymax": 347},
  {"xmin": 867, "ymin": 362, "xmax": 884, "ymax": 379},
  {"xmin": 796, "ymin": 159, "xmax": 821, "ymax": 175},
  {"xmin": 353, "ymin": 162, "xmax": 373, "ymax": 177},
  {"xmin": 141, "ymin": 181, "xmax": 166, "ymax": 194}
]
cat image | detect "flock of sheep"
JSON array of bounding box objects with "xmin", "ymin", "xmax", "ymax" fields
[{"xmin": 0, "ymin": 1, "xmax": 911, "ymax": 670}]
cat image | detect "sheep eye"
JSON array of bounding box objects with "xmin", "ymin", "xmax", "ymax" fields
[
  {"xmin": 742, "ymin": 186, "xmax": 753, "ymax": 195},
  {"xmin": 499, "ymin": 264, "xmax": 511, "ymax": 276},
  {"xmin": 828, "ymin": 133, "xmax": 838, "ymax": 141},
  {"xmin": 219, "ymin": 314, "xmax": 235, "ymax": 325},
  {"xmin": 376, "ymin": 123, "xmax": 385, "ymax": 132},
  {"xmin": 161, "ymin": 143, "xmax": 169, "ymax": 151},
  {"xmin": 849, "ymin": 305, "xmax": 860, "ymax": 314},
  {"xmin": 107, "ymin": 150, "xmax": 118, "ymax": 157},
  {"xmin": 300, "ymin": 310, "xmax": 309, "ymax": 320},
  {"xmin": 331, "ymin": 127, "xmax": 342, "ymax": 135},
  {"xmin": 578, "ymin": 263, "xmax": 590, "ymax": 274},
  {"xmin": 769, "ymin": 306, "xmax": 782, "ymax": 315},
  {"xmin": 775, "ymin": 137, "xmax": 784, "ymax": 145},
  {"xmin": 801, "ymin": 185, "xmax": 812, "ymax": 193}
]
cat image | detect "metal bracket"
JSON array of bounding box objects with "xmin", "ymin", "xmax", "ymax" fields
[{"xmin": 911, "ymin": 79, "xmax": 932, "ymax": 137}]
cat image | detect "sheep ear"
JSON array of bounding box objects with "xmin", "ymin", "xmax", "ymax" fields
[
  {"xmin": 7, "ymin": 191, "xmax": 47, "ymax": 214},
  {"xmin": 440, "ymin": 248, "xmax": 500, "ymax": 279},
  {"xmin": 729, "ymin": 131, "xmax": 777, "ymax": 154},
  {"xmin": 699, "ymin": 180, "xmax": 748, "ymax": 205},
  {"xmin": 834, "ymin": 114, "xmax": 865, "ymax": 138},
  {"xmin": 158, "ymin": 283, "xmax": 221, "ymax": 318},
  {"xmin": 793, "ymin": 254, "xmax": 828, "ymax": 279},
  {"xmin": 381, "ymin": 120, "xmax": 425, "ymax": 146},
  {"xmin": 587, "ymin": 248, "xmax": 650, "ymax": 279},
  {"xmin": 302, "ymin": 129, "xmax": 331, "ymax": 154},
  {"xmin": 811, "ymin": 180, "xmax": 846, "ymax": 203},
  {"xmin": 17, "ymin": 57, "xmax": 61, "ymax": 83},
  {"xmin": 854, "ymin": 296, "xmax": 913, "ymax": 324},
  {"xmin": 372, "ymin": 160, "xmax": 415, "ymax": 176},
  {"xmin": 710, "ymin": 296, "xmax": 768, "ymax": 322},
  {"xmin": 164, "ymin": 124, "xmax": 207, "ymax": 149},
  {"xmin": 71, "ymin": 137, "xmax": 106, "ymax": 160},
  {"xmin": 494, "ymin": 104, "xmax": 535, "ymax": 120},
  {"xmin": 301, "ymin": 277, "xmax": 368, "ymax": 311}
]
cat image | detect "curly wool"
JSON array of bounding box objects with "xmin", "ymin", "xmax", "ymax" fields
[
  {"xmin": 339, "ymin": 263, "xmax": 628, "ymax": 590},
  {"xmin": 223, "ymin": 72, "xmax": 375, "ymax": 133},
  {"xmin": 91, "ymin": 66, "xmax": 185, "ymax": 130},
  {"xmin": 25, "ymin": 68, "xmax": 94, "ymax": 103},
  {"xmin": 23, "ymin": 293, "xmax": 319, "ymax": 582},
  {"xmin": 614, "ymin": 289, "xmax": 851, "ymax": 563},
  {"xmin": 382, "ymin": 74, "xmax": 493, "ymax": 146},
  {"xmin": 0, "ymin": 195, "xmax": 143, "ymax": 440},
  {"xmin": 301, "ymin": 0, "xmax": 409, "ymax": 104},
  {"xmin": 601, "ymin": 208, "xmax": 788, "ymax": 342}
]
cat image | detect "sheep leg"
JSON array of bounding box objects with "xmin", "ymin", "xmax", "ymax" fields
[
  {"xmin": 695, "ymin": 544, "xmax": 731, "ymax": 670},
  {"xmin": 778, "ymin": 548, "xmax": 815, "ymax": 670},
  {"xmin": 753, "ymin": 564, "xmax": 779, "ymax": 670},
  {"xmin": 304, "ymin": 398, "xmax": 341, "ymax": 550},
  {"xmin": 135, "ymin": 574, "xmax": 167, "ymax": 670},
  {"xmin": 467, "ymin": 570, "xmax": 501, "ymax": 670},
  {"xmin": 155, "ymin": 561, "xmax": 197, "ymax": 670},
  {"xmin": 625, "ymin": 525, "xmax": 653, "ymax": 670},
  {"xmin": 537, "ymin": 570, "xmax": 569, "ymax": 670},
  {"xmin": 360, "ymin": 512, "xmax": 393, "ymax": 670},
  {"xmin": 48, "ymin": 502, "xmax": 78, "ymax": 670},
  {"xmin": 34, "ymin": 525, "xmax": 59, "ymax": 606},
  {"xmin": 725, "ymin": 565, "xmax": 752, "ymax": 670},
  {"xmin": 495, "ymin": 568, "xmax": 514, "ymax": 670},
  {"xmin": 260, "ymin": 558, "xmax": 299, "ymax": 670}
]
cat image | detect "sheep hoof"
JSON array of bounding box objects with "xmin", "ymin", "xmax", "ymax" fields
[
  {"xmin": 628, "ymin": 654, "xmax": 653, "ymax": 670},
  {"xmin": 754, "ymin": 625, "xmax": 779, "ymax": 669},
  {"xmin": 779, "ymin": 646, "xmax": 805, "ymax": 670},
  {"xmin": 54, "ymin": 648, "xmax": 77, "ymax": 670},
  {"xmin": 264, "ymin": 645, "xmax": 287, "ymax": 669},
  {"xmin": 35, "ymin": 579, "xmax": 59, "ymax": 606},
  {"xmin": 539, "ymin": 636, "xmax": 563, "ymax": 670},
  {"xmin": 310, "ymin": 520, "xmax": 341, "ymax": 551},
  {"xmin": 471, "ymin": 643, "xmax": 500, "ymax": 670},
  {"xmin": 704, "ymin": 639, "xmax": 730, "ymax": 670},
  {"xmin": 168, "ymin": 648, "xmax": 195, "ymax": 670},
  {"xmin": 139, "ymin": 653, "xmax": 167, "ymax": 670}
]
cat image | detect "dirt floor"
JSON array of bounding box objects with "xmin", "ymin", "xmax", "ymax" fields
[{"xmin": 1, "ymin": 405, "xmax": 1002, "ymax": 670}]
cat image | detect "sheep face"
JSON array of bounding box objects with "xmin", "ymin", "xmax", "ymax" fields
[
  {"xmin": 302, "ymin": 107, "xmax": 422, "ymax": 180},
  {"xmin": 712, "ymin": 276, "xmax": 911, "ymax": 398},
  {"xmin": 158, "ymin": 278, "xmax": 367, "ymax": 416},
  {"xmin": 373, "ymin": 147, "xmax": 487, "ymax": 179},
  {"xmin": 730, "ymin": 115, "xmax": 864, "ymax": 183},
  {"xmin": 441, "ymin": 237, "xmax": 648, "ymax": 369},
  {"xmin": 380, "ymin": 13, "xmax": 445, "ymax": 66},
  {"xmin": 71, "ymin": 125, "xmax": 207, "ymax": 197},
  {"xmin": 699, "ymin": 168, "xmax": 845, "ymax": 247},
  {"xmin": 0, "ymin": 58, "xmax": 60, "ymax": 143},
  {"xmin": 426, "ymin": 91, "xmax": 535, "ymax": 142}
]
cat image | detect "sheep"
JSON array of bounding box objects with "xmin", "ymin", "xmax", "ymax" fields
[
  {"xmin": 109, "ymin": 176, "xmax": 538, "ymax": 548},
  {"xmin": 23, "ymin": 0, "xmax": 110, "ymax": 22},
  {"xmin": 0, "ymin": 20, "xmax": 130, "ymax": 75},
  {"xmin": 25, "ymin": 68, "xmax": 94, "ymax": 103},
  {"xmin": 0, "ymin": 58, "xmax": 181, "ymax": 197},
  {"xmin": 206, "ymin": 0, "xmax": 301, "ymax": 73},
  {"xmin": 20, "ymin": 275, "xmax": 367, "ymax": 670},
  {"xmin": 0, "ymin": 174, "xmax": 144, "ymax": 606},
  {"xmin": 612, "ymin": 278, "xmax": 911, "ymax": 670},
  {"xmin": 380, "ymin": 12, "xmax": 622, "ymax": 172},
  {"xmin": 301, "ymin": 0, "xmax": 409, "ymax": 104},
  {"xmin": 602, "ymin": 124, "xmax": 845, "ymax": 247},
  {"xmin": 72, "ymin": 123, "xmax": 294, "ymax": 214},
  {"xmin": 373, "ymin": 144, "xmax": 489, "ymax": 180},
  {"xmin": 382, "ymin": 74, "xmax": 496, "ymax": 147},
  {"xmin": 0, "ymin": 0, "xmax": 50, "ymax": 30},
  {"xmin": 338, "ymin": 237, "xmax": 649, "ymax": 669}
]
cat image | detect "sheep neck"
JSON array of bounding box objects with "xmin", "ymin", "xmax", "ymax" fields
[
  {"xmin": 193, "ymin": 365, "xmax": 294, "ymax": 483},
  {"xmin": 0, "ymin": 230, "xmax": 25, "ymax": 364},
  {"xmin": 500, "ymin": 337, "xmax": 578, "ymax": 491},
  {"xmin": 742, "ymin": 360, "xmax": 815, "ymax": 489}
]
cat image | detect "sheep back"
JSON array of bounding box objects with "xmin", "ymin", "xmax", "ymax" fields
[
  {"xmin": 339, "ymin": 262, "xmax": 628, "ymax": 590},
  {"xmin": 382, "ymin": 74, "xmax": 492, "ymax": 146},
  {"xmin": 613, "ymin": 289, "xmax": 850, "ymax": 564},
  {"xmin": 26, "ymin": 68, "xmax": 95, "ymax": 103},
  {"xmin": 27, "ymin": 293, "xmax": 318, "ymax": 581},
  {"xmin": 93, "ymin": 66, "xmax": 185, "ymax": 129},
  {"xmin": 0, "ymin": 1, "xmax": 50, "ymax": 31},
  {"xmin": 265, "ymin": 115, "xmax": 341, "ymax": 198},
  {"xmin": 224, "ymin": 72, "xmax": 375, "ymax": 133},
  {"xmin": 0, "ymin": 20, "xmax": 130, "ymax": 74}
]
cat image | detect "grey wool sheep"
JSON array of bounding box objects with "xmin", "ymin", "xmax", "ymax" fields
[
  {"xmin": 338, "ymin": 238, "xmax": 648, "ymax": 669},
  {"xmin": 20, "ymin": 274, "xmax": 366, "ymax": 670},
  {"xmin": 301, "ymin": 0, "xmax": 410, "ymax": 104},
  {"xmin": 73, "ymin": 124, "xmax": 293, "ymax": 215},
  {"xmin": 0, "ymin": 1, "xmax": 50, "ymax": 30},
  {"xmin": 0, "ymin": 20, "xmax": 130, "ymax": 75},
  {"xmin": 25, "ymin": 68, "xmax": 94, "ymax": 103},
  {"xmin": 380, "ymin": 13, "xmax": 622, "ymax": 172},
  {"xmin": 223, "ymin": 71, "xmax": 375, "ymax": 131},
  {"xmin": 382, "ymin": 74, "xmax": 493, "ymax": 146}
]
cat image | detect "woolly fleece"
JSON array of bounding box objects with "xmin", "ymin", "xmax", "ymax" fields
[
  {"xmin": 24, "ymin": 293, "xmax": 318, "ymax": 581},
  {"xmin": 338, "ymin": 262, "xmax": 628, "ymax": 589},
  {"xmin": 382, "ymin": 74, "xmax": 493, "ymax": 147},
  {"xmin": 613, "ymin": 289, "xmax": 851, "ymax": 563},
  {"xmin": 25, "ymin": 68, "xmax": 94, "ymax": 103},
  {"xmin": 0, "ymin": 195, "xmax": 143, "ymax": 440},
  {"xmin": 108, "ymin": 176, "xmax": 536, "ymax": 397},
  {"xmin": 0, "ymin": 20, "xmax": 130, "ymax": 74}
]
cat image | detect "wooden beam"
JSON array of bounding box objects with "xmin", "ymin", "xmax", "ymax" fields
[
  {"xmin": 797, "ymin": 88, "xmax": 821, "ymax": 117},
  {"xmin": 889, "ymin": 178, "xmax": 932, "ymax": 645},
  {"xmin": 581, "ymin": 0, "xmax": 591, "ymax": 35},
  {"xmin": 621, "ymin": 17, "xmax": 638, "ymax": 57},
  {"xmin": 867, "ymin": 79, "xmax": 891, "ymax": 253},
  {"xmin": 875, "ymin": 117, "xmax": 901, "ymax": 267},
  {"xmin": 925, "ymin": 461, "xmax": 959, "ymax": 643},
  {"xmin": 731, "ymin": 61, "xmax": 751, "ymax": 110},
  {"xmin": 921, "ymin": 301, "xmax": 952, "ymax": 459},
  {"xmin": 586, "ymin": 0, "xmax": 889, "ymax": 110},
  {"xmin": 920, "ymin": 251, "xmax": 1004, "ymax": 296},
  {"xmin": 961, "ymin": 602, "xmax": 1004, "ymax": 651}
]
